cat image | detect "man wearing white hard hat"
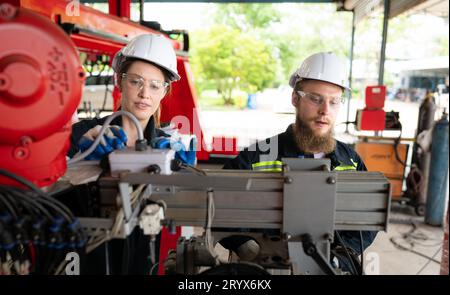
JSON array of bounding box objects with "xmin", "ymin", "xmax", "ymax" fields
[{"xmin": 224, "ymin": 52, "xmax": 376, "ymax": 273}]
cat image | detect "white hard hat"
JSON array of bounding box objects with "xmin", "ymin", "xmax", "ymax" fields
[
  {"xmin": 289, "ymin": 52, "xmax": 350, "ymax": 91},
  {"xmin": 112, "ymin": 34, "xmax": 180, "ymax": 82}
]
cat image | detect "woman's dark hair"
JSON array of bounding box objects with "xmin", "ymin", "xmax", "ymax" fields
[{"xmin": 116, "ymin": 58, "xmax": 172, "ymax": 127}]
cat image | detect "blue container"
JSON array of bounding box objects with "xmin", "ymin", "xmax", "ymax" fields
[
  {"xmin": 247, "ymin": 93, "xmax": 257, "ymax": 110},
  {"xmin": 425, "ymin": 114, "xmax": 449, "ymax": 226}
]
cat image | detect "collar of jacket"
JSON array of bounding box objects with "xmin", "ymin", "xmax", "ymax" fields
[{"xmin": 282, "ymin": 124, "xmax": 354, "ymax": 170}]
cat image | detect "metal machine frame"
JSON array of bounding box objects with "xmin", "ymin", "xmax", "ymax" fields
[{"xmin": 79, "ymin": 159, "xmax": 391, "ymax": 275}]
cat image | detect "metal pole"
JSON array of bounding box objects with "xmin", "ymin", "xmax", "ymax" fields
[
  {"xmin": 345, "ymin": 10, "xmax": 356, "ymax": 133},
  {"xmin": 140, "ymin": 0, "xmax": 144, "ymax": 22},
  {"xmin": 378, "ymin": 0, "xmax": 390, "ymax": 86}
]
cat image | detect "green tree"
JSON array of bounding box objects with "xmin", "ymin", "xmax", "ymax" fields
[
  {"xmin": 191, "ymin": 25, "xmax": 276, "ymax": 105},
  {"xmin": 214, "ymin": 3, "xmax": 281, "ymax": 31}
]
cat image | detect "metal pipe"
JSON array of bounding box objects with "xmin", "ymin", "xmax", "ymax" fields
[
  {"xmin": 378, "ymin": 0, "xmax": 390, "ymax": 85},
  {"xmin": 139, "ymin": 0, "xmax": 144, "ymax": 22},
  {"xmin": 346, "ymin": 10, "xmax": 356, "ymax": 133}
]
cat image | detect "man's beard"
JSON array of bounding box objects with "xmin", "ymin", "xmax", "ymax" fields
[{"xmin": 293, "ymin": 115, "xmax": 336, "ymax": 154}]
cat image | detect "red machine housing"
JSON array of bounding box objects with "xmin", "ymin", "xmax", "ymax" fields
[{"xmin": 0, "ymin": 4, "xmax": 84, "ymax": 187}]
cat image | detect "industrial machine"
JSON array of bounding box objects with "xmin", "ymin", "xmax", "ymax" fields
[
  {"xmin": 0, "ymin": 4, "xmax": 85, "ymax": 187},
  {"xmin": 355, "ymin": 140, "xmax": 408, "ymax": 200},
  {"xmin": 355, "ymin": 85, "xmax": 401, "ymax": 132},
  {"xmin": 75, "ymin": 158, "xmax": 391, "ymax": 275},
  {"xmin": 353, "ymin": 85, "xmax": 413, "ymax": 212}
]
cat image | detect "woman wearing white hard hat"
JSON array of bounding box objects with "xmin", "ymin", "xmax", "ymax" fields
[
  {"xmin": 65, "ymin": 34, "xmax": 180, "ymax": 275},
  {"xmin": 67, "ymin": 34, "xmax": 180, "ymax": 159}
]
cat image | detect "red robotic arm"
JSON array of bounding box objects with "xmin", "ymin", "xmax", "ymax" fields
[{"xmin": 0, "ymin": 4, "xmax": 84, "ymax": 187}]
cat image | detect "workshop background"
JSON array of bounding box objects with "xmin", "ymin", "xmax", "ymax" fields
[{"xmin": 0, "ymin": 0, "xmax": 448, "ymax": 276}]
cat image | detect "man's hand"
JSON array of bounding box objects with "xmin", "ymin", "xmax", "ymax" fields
[{"xmin": 77, "ymin": 125, "xmax": 127, "ymax": 160}]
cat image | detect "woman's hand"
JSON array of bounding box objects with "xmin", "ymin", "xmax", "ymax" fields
[
  {"xmin": 153, "ymin": 135, "xmax": 197, "ymax": 165},
  {"xmin": 77, "ymin": 125, "xmax": 128, "ymax": 160}
]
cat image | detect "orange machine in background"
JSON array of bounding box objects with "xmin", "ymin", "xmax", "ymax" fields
[{"xmin": 355, "ymin": 141, "xmax": 409, "ymax": 200}]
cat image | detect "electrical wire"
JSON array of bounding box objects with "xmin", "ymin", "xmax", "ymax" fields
[
  {"xmin": 390, "ymin": 117, "xmax": 408, "ymax": 167},
  {"xmin": 0, "ymin": 170, "xmax": 74, "ymax": 221},
  {"xmin": 204, "ymin": 189, "xmax": 219, "ymax": 265},
  {"xmin": 0, "ymin": 169, "xmax": 46, "ymax": 198},
  {"xmin": 1, "ymin": 187, "xmax": 54, "ymax": 221},
  {"xmin": 359, "ymin": 231, "xmax": 364, "ymax": 275},
  {"xmin": 415, "ymin": 246, "xmax": 443, "ymax": 275},
  {"xmin": 392, "ymin": 220, "xmax": 443, "ymax": 246},
  {"xmin": 68, "ymin": 110, "xmax": 145, "ymax": 165},
  {"xmin": 182, "ymin": 163, "xmax": 207, "ymax": 176},
  {"xmin": 122, "ymin": 236, "xmax": 130, "ymax": 274},
  {"xmin": 4, "ymin": 192, "xmax": 37, "ymax": 219},
  {"xmin": 335, "ymin": 231, "xmax": 360, "ymax": 275},
  {"xmin": 389, "ymin": 220, "xmax": 443, "ymax": 264},
  {"xmin": 85, "ymin": 184, "xmax": 146, "ymax": 253},
  {"xmin": 149, "ymin": 262, "xmax": 159, "ymax": 275},
  {"xmin": 0, "ymin": 192, "xmax": 19, "ymax": 219}
]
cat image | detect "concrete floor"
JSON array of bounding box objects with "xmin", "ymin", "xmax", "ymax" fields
[{"xmin": 364, "ymin": 202, "xmax": 445, "ymax": 275}]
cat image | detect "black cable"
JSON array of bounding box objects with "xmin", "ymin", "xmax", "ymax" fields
[
  {"xmin": 389, "ymin": 220, "xmax": 443, "ymax": 262},
  {"xmin": 0, "ymin": 192, "xmax": 18, "ymax": 219},
  {"xmin": 0, "ymin": 169, "xmax": 46, "ymax": 198},
  {"xmin": 2, "ymin": 185, "xmax": 71, "ymax": 222},
  {"xmin": 335, "ymin": 231, "xmax": 360, "ymax": 275},
  {"xmin": 40, "ymin": 196, "xmax": 75, "ymax": 222},
  {"xmin": 122, "ymin": 237, "xmax": 131, "ymax": 275},
  {"xmin": 1, "ymin": 187, "xmax": 54, "ymax": 221},
  {"xmin": 0, "ymin": 170, "xmax": 75, "ymax": 221},
  {"xmin": 389, "ymin": 237, "xmax": 441, "ymax": 264},
  {"xmin": 2, "ymin": 190, "xmax": 33, "ymax": 219},
  {"xmin": 32, "ymin": 197, "xmax": 72, "ymax": 223},
  {"xmin": 392, "ymin": 121, "xmax": 408, "ymax": 167},
  {"xmin": 415, "ymin": 246, "xmax": 443, "ymax": 275},
  {"xmin": 359, "ymin": 231, "xmax": 364, "ymax": 275},
  {"xmin": 6, "ymin": 185, "xmax": 71, "ymax": 222}
]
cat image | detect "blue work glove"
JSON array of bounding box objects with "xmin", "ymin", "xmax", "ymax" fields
[
  {"xmin": 153, "ymin": 136, "xmax": 197, "ymax": 166},
  {"xmin": 174, "ymin": 137, "xmax": 197, "ymax": 166},
  {"xmin": 78, "ymin": 125, "xmax": 127, "ymax": 160},
  {"xmin": 153, "ymin": 137, "xmax": 171, "ymax": 149}
]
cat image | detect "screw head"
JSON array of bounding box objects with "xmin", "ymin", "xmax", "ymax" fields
[
  {"xmin": 284, "ymin": 177, "xmax": 293, "ymax": 184},
  {"xmin": 306, "ymin": 248, "xmax": 315, "ymax": 255},
  {"xmin": 0, "ymin": 4, "xmax": 18, "ymax": 20},
  {"xmin": 13, "ymin": 146, "xmax": 29, "ymax": 160},
  {"xmin": 327, "ymin": 177, "xmax": 336, "ymax": 184},
  {"xmin": 324, "ymin": 233, "xmax": 333, "ymax": 242}
]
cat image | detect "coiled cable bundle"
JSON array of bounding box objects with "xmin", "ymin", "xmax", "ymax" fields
[{"xmin": 0, "ymin": 169, "xmax": 86, "ymax": 275}]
